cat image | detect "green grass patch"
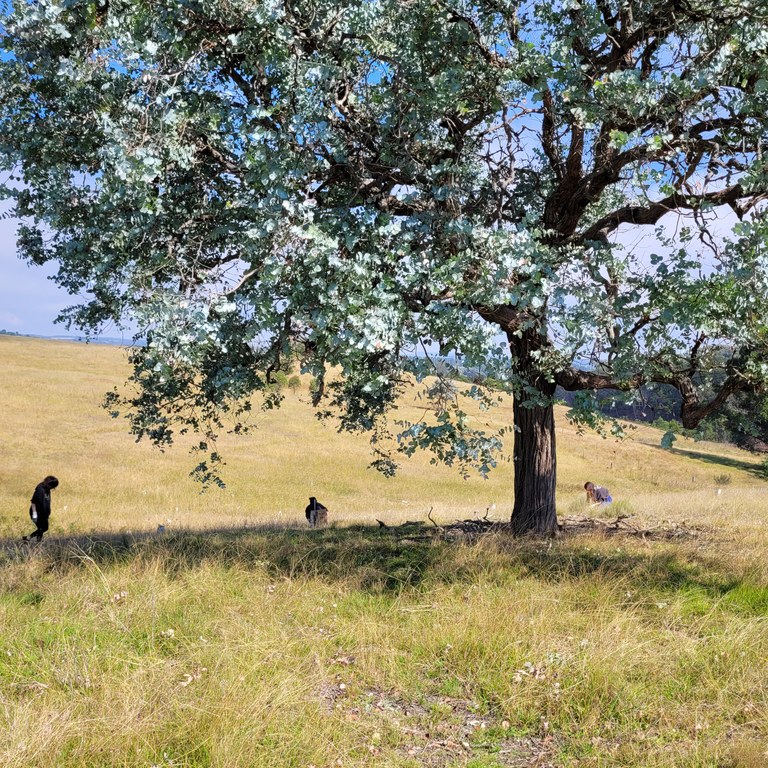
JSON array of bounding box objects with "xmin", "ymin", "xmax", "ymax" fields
[{"xmin": 2, "ymin": 338, "xmax": 768, "ymax": 766}]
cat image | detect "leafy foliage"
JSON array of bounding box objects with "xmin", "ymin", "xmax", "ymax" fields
[{"xmin": 2, "ymin": 1, "xmax": 768, "ymax": 511}]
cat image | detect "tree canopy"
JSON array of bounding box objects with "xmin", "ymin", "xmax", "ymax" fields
[{"xmin": 2, "ymin": 0, "xmax": 768, "ymax": 532}]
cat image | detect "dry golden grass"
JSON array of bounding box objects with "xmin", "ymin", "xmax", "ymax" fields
[
  {"xmin": 1, "ymin": 336, "xmax": 768, "ymax": 768},
  {"xmin": 1, "ymin": 334, "xmax": 765, "ymax": 538}
]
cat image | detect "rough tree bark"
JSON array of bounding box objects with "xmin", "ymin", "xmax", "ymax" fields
[
  {"xmin": 511, "ymin": 386, "xmax": 558, "ymax": 535},
  {"xmin": 508, "ymin": 329, "xmax": 559, "ymax": 536}
]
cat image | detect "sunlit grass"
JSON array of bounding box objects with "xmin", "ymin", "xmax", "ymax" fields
[
  {"xmin": 1, "ymin": 336, "xmax": 767, "ymax": 767},
  {"xmin": 1, "ymin": 335, "xmax": 765, "ymax": 537}
]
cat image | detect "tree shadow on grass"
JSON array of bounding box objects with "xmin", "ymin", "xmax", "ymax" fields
[
  {"xmin": 650, "ymin": 444, "xmax": 766, "ymax": 479},
  {"xmin": 1, "ymin": 523, "xmax": 440, "ymax": 593},
  {"xmin": 1, "ymin": 522, "xmax": 761, "ymax": 610}
]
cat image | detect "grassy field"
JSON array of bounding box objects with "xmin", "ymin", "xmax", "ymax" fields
[{"xmin": 1, "ymin": 335, "xmax": 767, "ymax": 767}]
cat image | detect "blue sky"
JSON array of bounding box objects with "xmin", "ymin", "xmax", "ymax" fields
[
  {"xmin": 0, "ymin": 214, "xmax": 69, "ymax": 336},
  {"xmin": 0, "ymin": 224, "xmax": 135, "ymax": 340}
]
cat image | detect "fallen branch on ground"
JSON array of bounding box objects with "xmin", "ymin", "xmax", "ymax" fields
[{"xmin": 373, "ymin": 512, "xmax": 711, "ymax": 542}]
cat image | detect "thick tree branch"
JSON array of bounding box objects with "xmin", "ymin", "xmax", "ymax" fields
[
  {"xmin": 555, "ymin": 368, "xmax": 645, "ymax": 392},
  {"xmin": 541, "ymin": 88, "xmax": 562, "ymax": 181},
  {"xmin": 576, "ymin": 184, "xmax": 747, "ymax": 243},
  {"xmin": 677, "ymin": 372, "xmax": 754, "ymax": 428},
  {"xmin": 555, "ymin": 360, "xmax": 757, "ymax": 429}
]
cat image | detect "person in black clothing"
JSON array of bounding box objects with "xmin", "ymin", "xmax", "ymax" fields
[
  {"xmin": 305, "ymin": 496, "xmax": 328, "ymax": 528},
  {"xmin": 23, "ymin": 475, "xmax": 59, "ymax": 542}
]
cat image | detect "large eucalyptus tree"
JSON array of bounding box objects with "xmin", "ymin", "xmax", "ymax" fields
[{"xmin": 2, "ymin": 0, "xmax": 768, "ymax": 533}]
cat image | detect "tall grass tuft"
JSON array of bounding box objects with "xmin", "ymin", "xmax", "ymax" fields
[{"xmin": 1, "ymin": 337, "xmax": 768, "ymax": 766}]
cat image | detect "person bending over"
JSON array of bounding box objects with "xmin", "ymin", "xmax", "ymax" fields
[
  {"xmin": 23, "ymin": 475, "xmax": 59, "ymax": 542},
  {"xmin": 584, "ymin": 481, "xmax": 612, "ymax": 506},
  {"xmin": 305, "ymin": 497, "xmax": 328, "ymax": 528}
]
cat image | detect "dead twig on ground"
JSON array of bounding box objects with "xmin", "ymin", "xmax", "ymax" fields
[{"xmin": 427, "ymin": 507, "xmax": 444, "ymax": 531}]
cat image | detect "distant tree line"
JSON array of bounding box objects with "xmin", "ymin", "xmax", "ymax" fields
[
  {"xmin": 555, "ymin": 385, "xmax": 768, "ymax": 453},
  {"xmin": 426, "ymin": 353, "xmax": 768, "ymax": 452}
]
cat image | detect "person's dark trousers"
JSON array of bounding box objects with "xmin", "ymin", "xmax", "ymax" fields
[{"xmin": 27, "ymin": 512, "xmax": 49, "ymax": 541}]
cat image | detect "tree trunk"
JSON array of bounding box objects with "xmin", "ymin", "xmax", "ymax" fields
[
  {"xmin": 508, "ymin": 331, "xmax": 559, "ymax": 535},
  {"xmin": 511, "ymin": 390, "xmax": 558, "ymax": 534}
]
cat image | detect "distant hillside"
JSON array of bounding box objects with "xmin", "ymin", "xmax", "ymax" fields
[
  {"xmin": 459, "ymin": 359, "xmax": 768, "ymax": 453},
  {"xmin": 0, "ymin": 329, "xmax": 138, "ymax": 346},
  {"xmin": 1, "ymin": 333, "xmax": 765, "ymax": 540},
  {"xmin": 555, "ymin": 384, "xmax": 680, "ymax": 423},
  {"xmin": 45, "ymin": 334, "xmax": 139, "ymax": 346}
]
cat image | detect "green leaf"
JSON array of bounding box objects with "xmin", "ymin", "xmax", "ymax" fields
[{"xmin": 660, "ymin": 431, "xmax": 677, "ymax": 450}]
